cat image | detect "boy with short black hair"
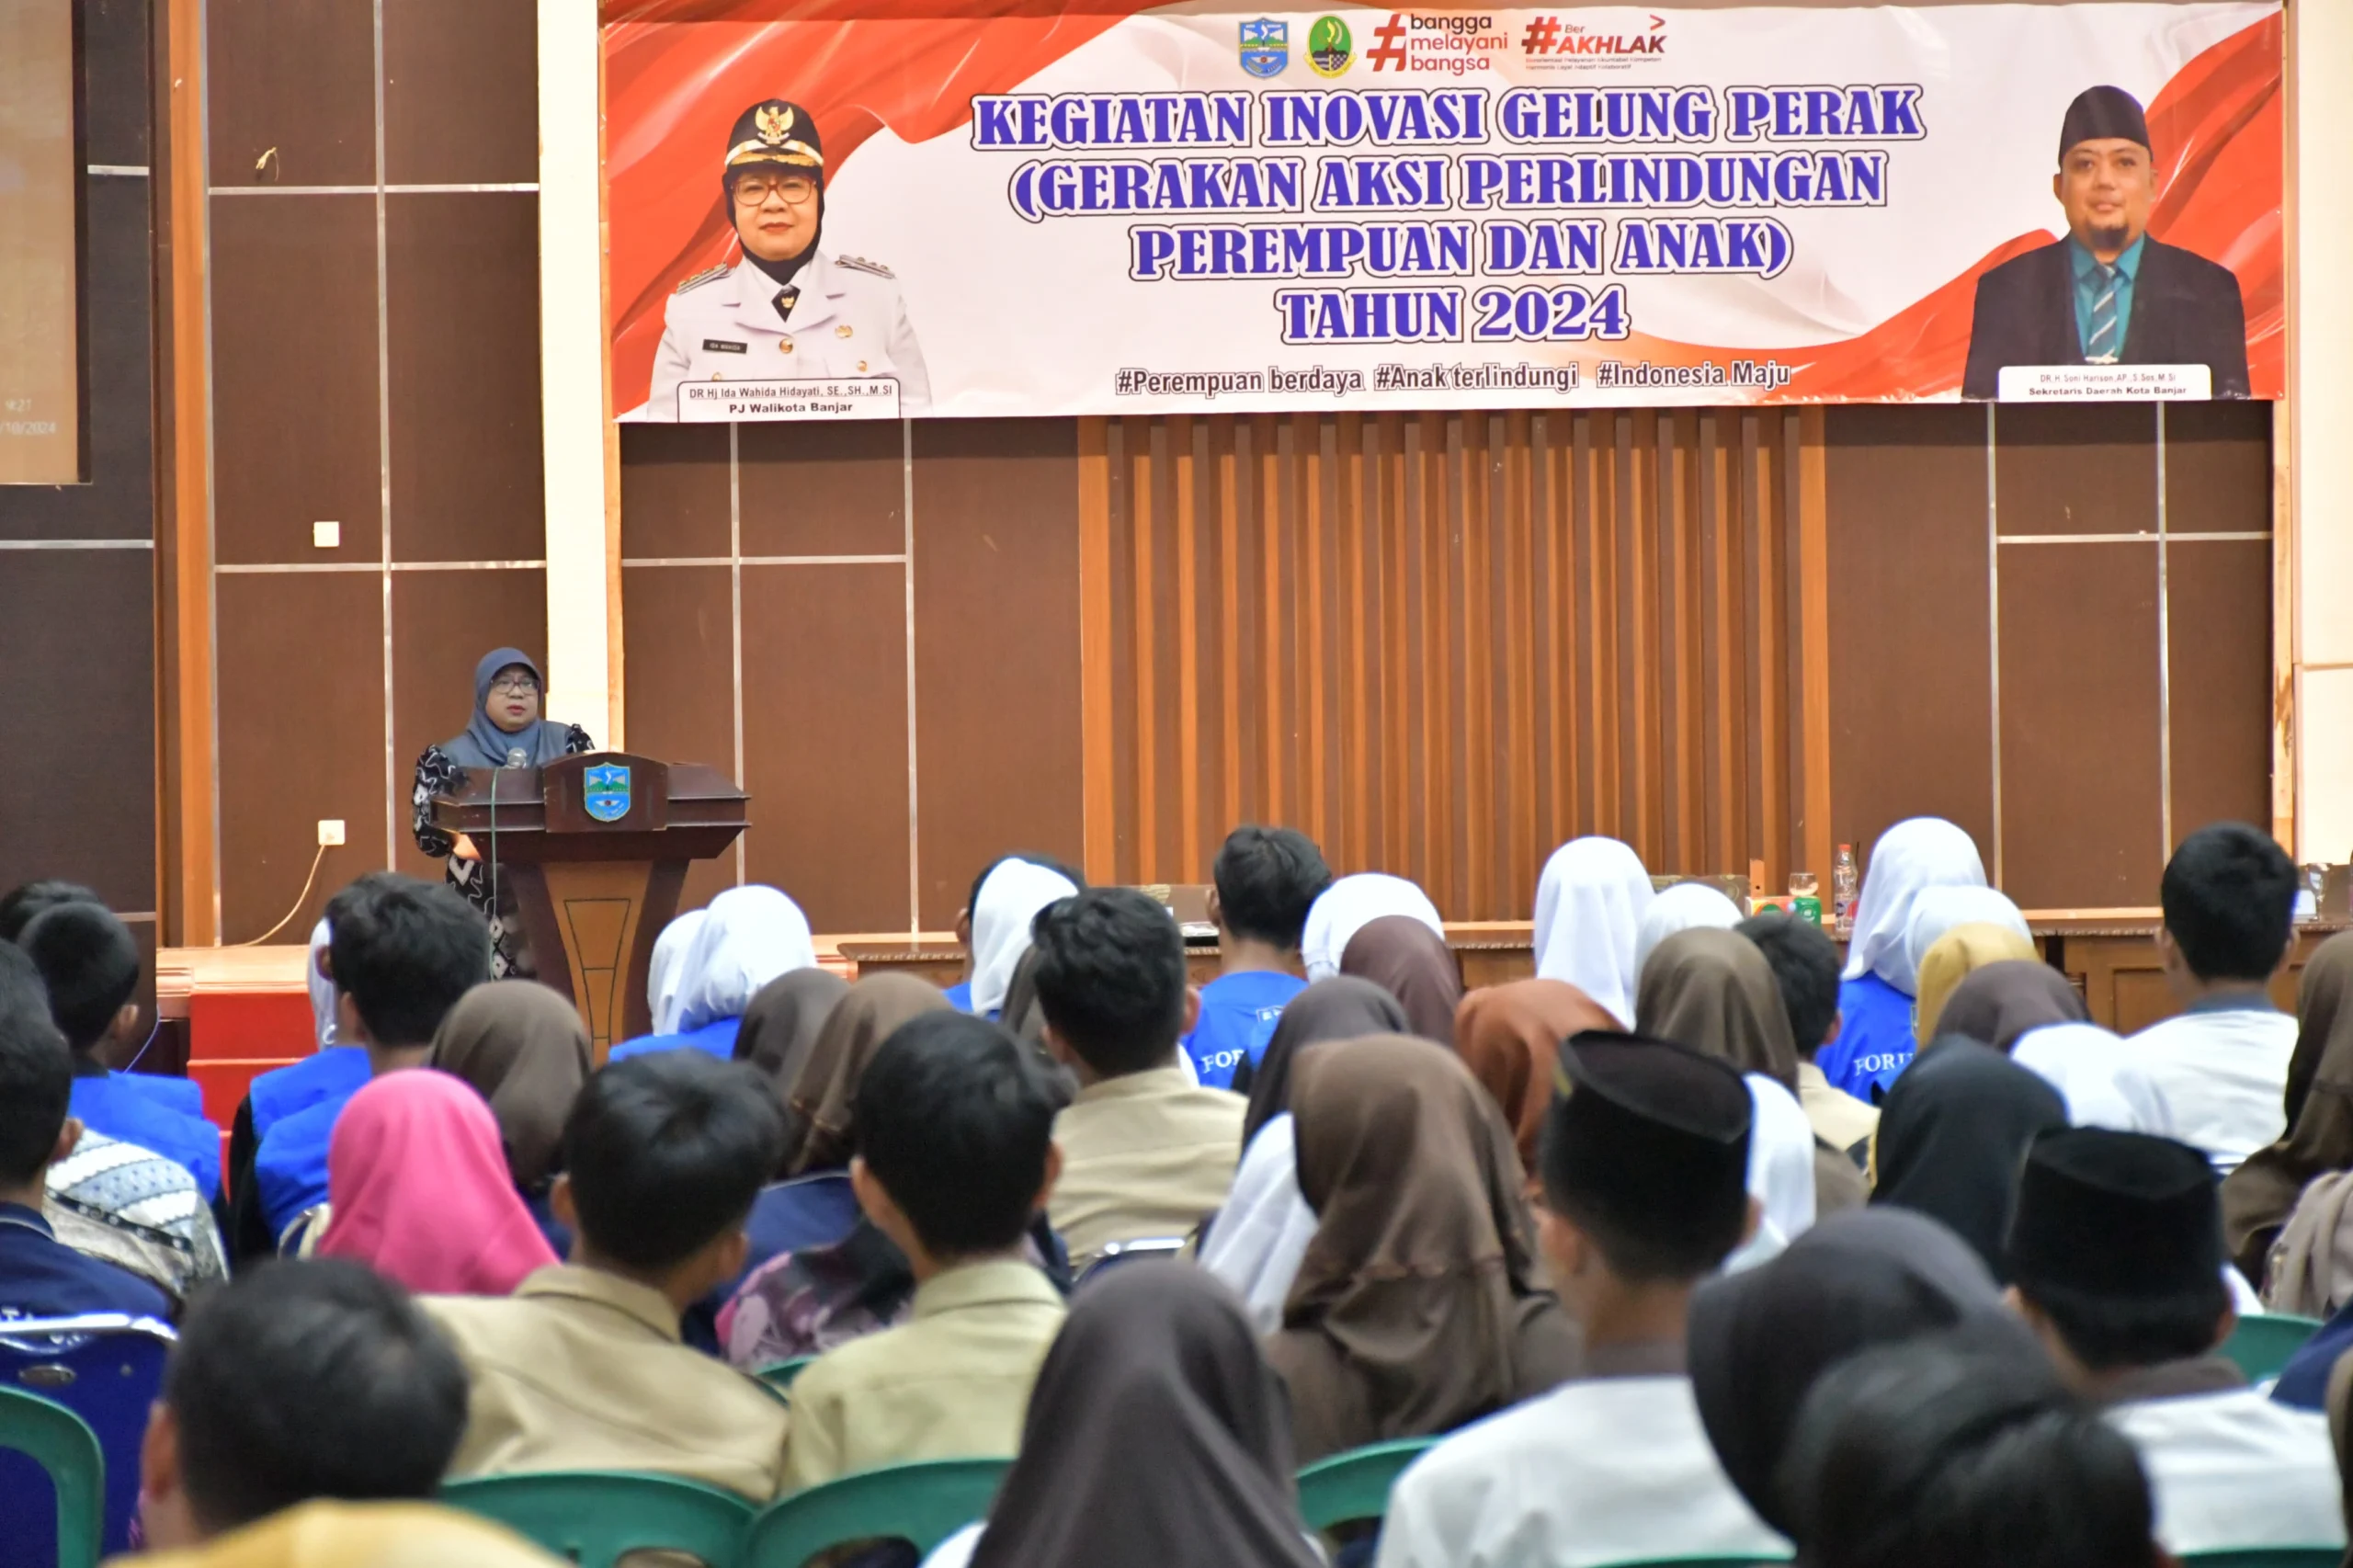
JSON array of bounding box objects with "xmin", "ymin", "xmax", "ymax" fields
[
  {"xmin": 1031, "ymin": 887, "xmax": 1244, "ymax": 1264},
  {"xmin": 0, "ymin": 879, "xmax": 99, "ymax": 943},
  {"xmin": 425, "ymin": 1050, "xmax": 794, "ymax": 1499},
  {"xmin": 1738, "ymin": 911, "xmax": 1877, "ymax": 1163},
  {"xmin": 1183, "ymin": 825, "xmax": 1331, "ymax": 1089},
  {"xmin": 1380, "ymin": 1033, "xmax": 1783, "ymax": 1568},
  {"xmin": 18, "ymin": 901, "xmax": 222, "ymax": 1199},
  {"xmin": 136, "ymin": 1258, "xmax": 471, "ymax": 1550},
  {"xmin": 2129, "ymin": 823, "xmax": 2301, "ymax": 1172},
  {"xmin": 237, "ymin": 873, "xmax": 488, "ymax": 1257},
  {"xmin": 2006, "ymin": 1127, "xmax": 2340, "ymax": 1556},
  {"xmin": 0, "ymin": 943, "xmax": 170, "ymax": 1321},
  {"xmin": 783, "ymin": 1011, "xmax": 1066, "ymax": 1489}
]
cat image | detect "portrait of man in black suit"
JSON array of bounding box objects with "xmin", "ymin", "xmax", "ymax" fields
[{"xmin": 1961, "ymin": 85, "xmax": 2248, "ymax": 399}]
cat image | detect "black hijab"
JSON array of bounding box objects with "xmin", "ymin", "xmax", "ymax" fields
[
  {"xmin": 445, "ymin": 648, "xmax": 574, "ymax": 769},
  {"xmin": 968, "ymin": 1264, "xmax": 1322, "ymax": 1568},
  {"xmin": 1934, "ymin": 960, "xmax": 2090, "ymax": 1053},
  {"xmin": 1870, "ymin": 1038, "xmax": 2068, "ymax": 1280},
  {"xmin": 1689, "ymin": 1209, "xmax": 2039, "ymax": 1535},
  {"xmin": 1238, "ymin": 977, "xmax": 1411, "ymax": 1147}
]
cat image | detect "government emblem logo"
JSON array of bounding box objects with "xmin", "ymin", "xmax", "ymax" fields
[
  {"xmin": 1239, "ymin": 18, "xmax": 1289, "ymax": 77},
  {"xmin": 583, "ymin": 764, "xmax": 632, "ymax": 824},
  {"xmin": 1307, "ymin": 15, "xmax": 1354, "ymax": 76},
  {"xmin": 756, "ymin": 104, "xmax": 794, "ymax": 144}
]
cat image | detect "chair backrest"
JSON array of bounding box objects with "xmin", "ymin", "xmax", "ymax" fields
[
  {"xmin": 1074, "ymin": 1236, "xmax": 1187, "ymax": 1287},
  {"xmin": 2180, "ymin": 1551, "xmax": 2348, "ymax": 1567},
  {"xmin": 0, "ymin": 1314, "xmax": 176, "ymax": 1557},
  {"xmin": 2222, "ymin": 1313, "xmax": 2325, "ymax": 1384},
  {"xmin": 440, "ymin": 1470, "xmax": 756, "ymax": 1568},
  {"xmin": 1294, "ymin": 1437, "xmax": 1437, "ymax": 1532},
  {"xmin": 754, "ymin": 1358, "xmax": 814, "ymax": 1395},
  {"xmin": 0, "ymin": 1384, "xmax": 106, "ymax": 1568},
  {"xmin": 741, "ymin": 1458, "xmax": 1007, "ymax": 1568}
]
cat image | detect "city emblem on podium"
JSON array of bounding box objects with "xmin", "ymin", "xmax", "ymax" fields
[
  {"xmin": 583, "ymin": 765, "xmax": 632, "ymax": 823},
  {"xmin": 1239, "ymin": 18, "xmax": 1289, "ymax": 77}
]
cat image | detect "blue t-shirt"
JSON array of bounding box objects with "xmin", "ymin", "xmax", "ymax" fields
[
  {"xmin": 608, "ymin": 1017, "xmax": 741, "ymax": 1063},
  {"xmin": 252, "ymin": 1081, "xmax": 367, "ymax": 1243},
  {"xmin": 249, "ymin": 1048, "xmax": 370, "ymax": 1144},
  {"xmin": 0, "ymin": 1203, "xmax": 171, "ymax": 1322},
  {"xmin": 70, "ymin": 1074, "xmax": 221, "ymax": 1200},
  {"xmin": 1821, "ymin": 971, "xmax": 1917, "ymax": 1102},
  {"xmin": 943, "ymin": 980, "xmax": 974, "ymax": 1014},
  {"xmin": 2273, "ymin": 1298, "xmax": 2353, "ymax": 1411},
  {"xmin": 1184, "ymin": 971, "xmax": 1308, "ymax": 1091}
]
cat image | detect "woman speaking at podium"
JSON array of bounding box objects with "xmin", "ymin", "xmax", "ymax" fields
[{"xmin": 411, "ymin": 648, "xmax": 595, "ymax": 977}]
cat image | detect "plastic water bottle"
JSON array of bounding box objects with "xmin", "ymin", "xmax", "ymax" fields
[{"xmin": 1832, "ymin": 844, "xmax": 1859, "ymax": 938}]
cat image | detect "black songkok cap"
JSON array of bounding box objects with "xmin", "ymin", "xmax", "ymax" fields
[
  {"xmin": 722, "ymin": 99, "xmax": 824, "ymax": 177},
  {"xmin": 2006, "ymin": 1127, "xmax": 2221, "ymax": 1298},
  {"xmin": 1545, "ymin": 1030, "xmax": 1752, "ymax": 1238},
  {"xmin": 2059, "ymin": 85, "xmax": 2151, "ymax": 163}
]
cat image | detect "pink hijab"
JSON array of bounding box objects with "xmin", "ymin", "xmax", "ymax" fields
[{"xmin": 318, "ymin": 1071, "xmax": 558, "ymax": 1296}]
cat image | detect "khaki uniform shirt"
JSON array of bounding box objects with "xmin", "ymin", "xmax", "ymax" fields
[
  {"xmin": 1797, "ymin": 1060, "xmax": 1880, "ymax": 1164},
  {"xmin": 781, "ymin": 1257, "xmax": 1064, "ymax": 1492},
  {"xmin": 1048, "ymin": 1066, "xmax": 1245, "ymax": 1264},
  {"xmin": 424, "ymin": 1266, "xmax": 790, "ymax": 1503}
]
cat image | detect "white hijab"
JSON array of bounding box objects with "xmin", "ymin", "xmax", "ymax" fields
[
  {"xmin": 1902, "ymin": 886, "xmax": 2031, "ymax": 983},
  {"xmin": 1299, "ymin": 873, "xmax": 1445, "ymax": 983},
  {"xmin": 647, "ymin": 908, "xmax": 710, "ymax": 1036},
  {"xmin": 1198, "ymin": 1114, "xmax": 1318, "ymax": 1335},
  {"xmin": 970, "ymin": 859, "xmax": 1081, "ymax": 1018},
  {"xmin": 1634, "ymin": 882, "xmax": 1745, "ymax": 986},
  {"xmin": 1841, "ymin": 818, "xmax": 1988, "ymax": 996},
  {"xmin": 672, "ymin": 886, "xmax": 817, "ymax": 1033},
  {"xmin": 1723, "ymin": 1072, "xmax": 1819, "ymax": 1273},
  {"xmin": 2011, "ymin": 1022, "xmax": 2164, "ymax": 1133},
  {"xmin": 1532, "ymin": 837, "xmax": 1654, "ymax": 1027},
  {"xmin": 306, "ymin": 918, "xmax": 337, "ymax": 1049}
]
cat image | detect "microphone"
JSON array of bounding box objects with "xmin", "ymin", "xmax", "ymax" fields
[{"xmin": 506, "ymin": 747, "xmax": 528, "ymax": 768}]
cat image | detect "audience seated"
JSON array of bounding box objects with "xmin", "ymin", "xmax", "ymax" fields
[
  {"xmin": 608, "ymin": 883, "xmax": 818, "ymax": 1061},
  {"xmin": 1266, "ymin": 1033, "xmax": 1578, "ymax": 1462},
  {"xmin": 1632, "ymin": 881, "xmax": 1743, "ymax": 983},
  {"xmin": 45, "ymin": 1126, "xmax": 228, "ymax": 1309},
  {"xmin": 731, "ymin": 966, "xmax": 850, "ymax": 1153},
  {"xmin": 0, "ymin": 880, "xmax": 103, "ymax": 943},
  {"xmin": 0, "ymin": 943, "xmax": 171, "ymax": 1320},
  {"xmin": 1740, "ymin": 911, "xmax": 1878, "ymax": 1164},
  {"xmin": 19, "ymin": 900, "xmax": 221, "ymax": 1199},
  {"xmin": 1035, "ymin": 889, "xmax": 1245, "ymax": 1264},
  {"xmin": 426, "ymin": 1049, "xmax": 791, "ymax": 1497},
  {"xmin": 1452, "ymin": 979, "xmax": 1617, "ymax": 1176},
  {"xmin": 2226, "ymin": 927, "xmax": 2353, "ymax": 1295},
  {"xmin": 1529, "ymin": 835, "xmax": 1653, "ymax": 1028},
  {"xmin": 2006, "ymin": 1126, "xmax": 2345, "ymax": 1554},
  {"xmin": 720, "ymin": 973, "xmax": 958, "ymax": 1366},
  {"xmin": 2011, "ymin": 1019, "xmax": 2163, "ymax": 1133},
  {"xmin": 223, "ymin": 918, "xmax": 370, "ymax": 1249},
  {"xmin": 959, "ymin": 856, "xmax": 1083, "ymax": 1019},
  {"xmin": 1902, "ymin": 884, "xmax": 2033, "ymax": 995},
  {"xmin": 136, "ymin": 1258, "xmax": 470, "ymax": 1552},
  {"xmin": 316, "ymin": 1070, "xmax": 558, "ymax": 1294},
  {"xmin": 1830, "ymin": 817, "xmax": 1989, "ymax": 1098},
  {"xmin": 919, "ymin": 1264, "xmax": 1322, "ymax": 1568},
  {"xmin": 1301, "ymin": 872, "xmax": 1446, "ymax": 984},
  {"xmin": 1936, "ymin": 957, "xmax": 2092, "ymax": 1052},
  {"xmin": 428, "ymin": 979, "xmax": 596, "ymax": 1256},
  {"xmin": 1199, "ymin": 978, "xmax": 1408, "ymax": 1333},
  {"xmin": 1184, "ymin": 825, "xmax": 1329, "ymax": 1088},
  {"xmin": 140, "ymin": 1502, "xmax": 565, "ymax": 1568},
  {"xmin": 1779, "ymin": 1332, "xmax": 2167, "ymax": 1568},
  {"xmin": 1912, "ymin": 924, "xmax": 2040, "ymax": 1042},
  {"xmin": 1378, "ymin": 1034, "xmax": 1788, "ymax": 1568},
  {"xmin": 2131, "ymin": 822, "xmax": 2302, "ymax": 1173},
  {"xmin": 237, "ymin": 874, "xmax": 487, "ymax": 1259},
  {"xmin": 1870, "ymin": 1038, "xmax": 2067, "ymax": 1280},
  {"xmin": 1336, "ymin": 914, "xmax": 1462, "ymax": 1045},
  {"xmin": 782, "ymin": 1011, "xmax": 1066, "ymax": 1489},
  {"xmin": 646, "ymin": 907, "xmax": 710, "ymax": 1035}
]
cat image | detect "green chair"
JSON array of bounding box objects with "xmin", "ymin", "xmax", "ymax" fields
[
  {"xmin": 440, "ymin": 1470, "xmax": 755, "ymax": 1568},
  {"xmin": 2222, "ymin": 1313, "xmax": 2325, "ymax": 1383},
  {"xmin": 2180, "ymin": 1551, "xmax": 2347, "ymax": 1567},
  {"xmin": 1294, "ymin": 1437, "xmax": 1436, "ymax": 1532},
  {"xmin": 755, "ymin": 1357, "xmax": 814, "ymax": 1394},
  {"xmin": 741, "ymin": 1458, "xmax": 1007, "ymax": 1568},
  {"xmin": 0, "ymin": 1384, "xmax": 107, "ymax": 1568}
]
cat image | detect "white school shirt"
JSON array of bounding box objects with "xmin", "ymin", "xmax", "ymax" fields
[
  {"xmin": 2127, "ymin": 1000, "xmax": 2299, "ymax": 1173},
  {"xmin": 2109, "ymin": 1390, "xmax": 2344, "ymax": 1555},
  {"xmin": 1376, "ymin": 1375, "xmax": 1790, "ymax": 1568}
]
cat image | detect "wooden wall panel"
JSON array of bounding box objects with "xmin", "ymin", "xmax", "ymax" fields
[
  {"xmin": 619, "ymin": 563, "xmax": 736, "ymax": 915},
  {"xmin": 1081, "ymin": 409, "xmax": 1824, "ymax": 918}
]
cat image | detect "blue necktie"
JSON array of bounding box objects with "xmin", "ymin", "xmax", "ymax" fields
[{"xmin": 2086, "ymin": 263, "xmax": 2120, "ymax": 363}]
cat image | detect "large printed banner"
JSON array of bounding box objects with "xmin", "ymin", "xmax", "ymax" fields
[{"xmin": 604, "ymin": 2, "xmax": 2282, "ymax": 420}]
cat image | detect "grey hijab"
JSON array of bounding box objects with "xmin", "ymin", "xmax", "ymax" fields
[{"xmin": 445, "ymin": 647, "xmax": 574, "ymax": 769}]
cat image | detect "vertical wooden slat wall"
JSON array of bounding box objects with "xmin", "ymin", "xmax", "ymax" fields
[{"xmin": 1079, "ymin": 408, "xmax": 1830, "ymax": 920}]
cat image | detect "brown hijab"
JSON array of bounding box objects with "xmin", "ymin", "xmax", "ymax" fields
[
  {"xmin": 1933, "ymin": 959, "xmax": 2089, "ymax": 1053},
  {"xmin": 732, "ymin": 968, "xmax": 849, "ymax": 1142},
  {"xmin": 1267, "ymin": 1034, "xmax": 1581, "ymax": 1463},
  {"xmin": 1635, "ymin": 926, "xmax": 1800, "ymax": 1092},
  {"xmin": 1338, "ymin": 915, "xmax": 1464, "ymax": 1046},
  {"xmin": 2223, "ymin": 931, "xmax": 2353, "ymax": 1285},
  {"xmin": 1241, "ymin": 977, "xmax": 1411, "ymax": 1147},
  {"xmin": 781, "ymin": 973, "xmax": 952, "ymax": 1176},
  {"xmin": 1454, "ymin": 980, "xmax": 1619, "ymax": 1171},
  {"xmin": 427, "ymin": 981, "xmax": 592, "ymax": 1191}
]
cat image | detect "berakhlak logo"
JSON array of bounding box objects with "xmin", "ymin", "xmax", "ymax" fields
[
  {"xmin": 1307, "ymin": 15, "xmax": 1354, "ymax": 75},
  {"xmin": 1366, "ymin": 13, "xmax": 1408, "ymax": 71},
  {"xmin": 582, "ymin": 764, "xmax": 632, "ymax": 823},
  {"xmin": 1239, "ymin": 17, "xmax": 1289, "ymax": 76},
  {"xmin": 1520, "ymin": 10, "xmax": 1667, "ymax": 61}
]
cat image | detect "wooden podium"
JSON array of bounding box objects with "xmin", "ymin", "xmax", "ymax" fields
[{"xmin": 430, "ymin": 753, "xmax": 746, "ymax": 1059}]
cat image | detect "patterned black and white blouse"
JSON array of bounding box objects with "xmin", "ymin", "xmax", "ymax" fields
[{"xmin": 411, "ymin": 725, "xmax": 595, "ymax": 978}]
